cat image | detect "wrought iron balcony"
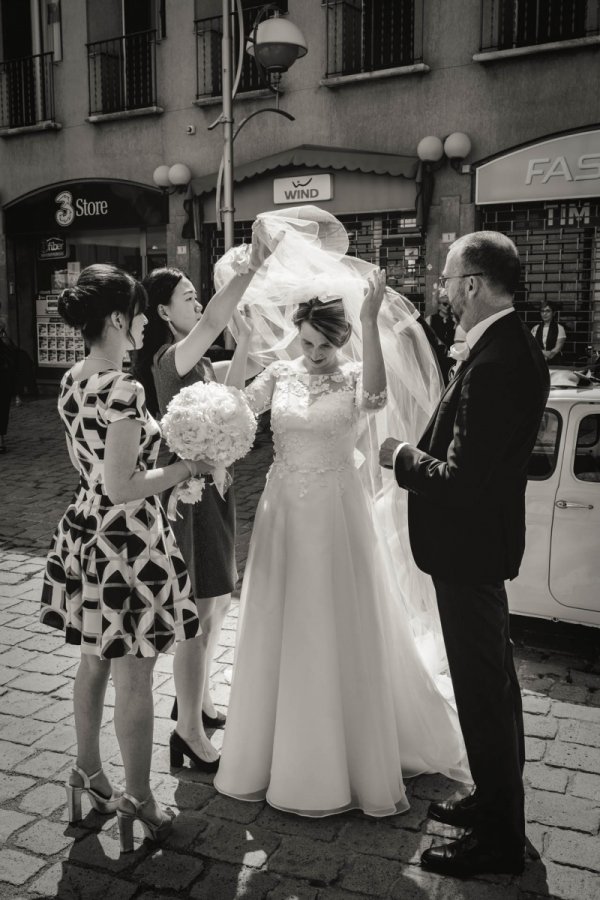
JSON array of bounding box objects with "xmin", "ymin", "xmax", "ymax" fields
[
  {"xmin": 0, "ymin": 51, "xmax": 56, "ymax": 130},
  {"xmin": 324, "ymin": 0, "xmax": 423, "ymax": 79},
  {"xmin": 480, "ymin": 0, "xmax": 600, "ymax": 52},
  {"xmin": 86, "ymin": 29, "xmax": 158, "ymax": 117},
  {"xmin": 195, "ymin": 3, "xmax": 287, "ymax": 100}
]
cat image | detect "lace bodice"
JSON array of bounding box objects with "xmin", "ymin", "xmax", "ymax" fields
[{"xmin": 245, "ymin": 361, "xmax": 386, "ymax": 482}]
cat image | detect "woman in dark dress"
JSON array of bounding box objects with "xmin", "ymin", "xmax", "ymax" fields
[
  {"xmin": 134, "ymin": 258, "xmax": 258, "ymax": 770},
  {"xmin": 40, "ymin": 265, "xmax": 208, "ymax": 850}
]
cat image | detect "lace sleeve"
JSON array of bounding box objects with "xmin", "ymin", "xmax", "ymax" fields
[
  {"xmin": 354, "ymin": 365, "xmax": 388, "ymax": 411},
  {"xmin": 244, "ymin": 363, "xmax": 278, "ymax": 415}
]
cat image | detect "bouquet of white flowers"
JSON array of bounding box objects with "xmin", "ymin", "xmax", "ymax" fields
[{"xmin": 161, "ymin": 381, "xmax": 257, "ymax": 517}]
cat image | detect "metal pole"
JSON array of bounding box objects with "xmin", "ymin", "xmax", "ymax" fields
[{"xmin": 221, "ymin": 0, "xmax": 235, "ymax": 252}]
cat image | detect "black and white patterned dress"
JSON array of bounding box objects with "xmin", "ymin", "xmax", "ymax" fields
[{"xmin": 40, "ymin": 370, "xmax": 200, "ymax": 659}]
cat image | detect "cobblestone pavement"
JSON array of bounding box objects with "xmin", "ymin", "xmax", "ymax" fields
[{"xmin": 0, "ymin": 397, "xmax": 599, "ymax": 900}]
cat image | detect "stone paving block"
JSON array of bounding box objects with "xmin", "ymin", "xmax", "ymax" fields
[
  {"xmin": 527, "ymin": 788, "xmax": 600, "ymax": 833},
  {"xmin": 550, "ymin": 683, "xmax": 590, "ymax": 704},
  {"xmin": 546, "ymin": 828, "xmax": 600, "ymax": 872},
  {"xmin": 0, "ymin": 848, "xmax": 45, "ymax": 886},
  {"xmin": 523, "ymin": 712, "xmax": 558, "ymax": 739},
  {"xmin": 19, "ymin": 781, "xmax": 67, "ymax": 816},
  {"xmin": 133, "ymin": 847, "xmax": 205, "ymax": 891},
  {"xmin": 0, "ymin": 688, "xmax": 51, "ymax": 718},
  {"xmin": 203, "ymin": 793, "xmax": 265, "ymax": 824},
  {"xmin": 68, "ymin": 832, "xmax": 136, "ymax": 872},
  {"xmin": 522, "ymin": 693, "xmax": 552, "ymax": 715},
  {"xmin": 190, "ymin": 862, "xmax": 280, "ymax": 900},
  {"xmin": 524, "ymin": 762, "xmax": 569, "ymax": 793},
  {"xmin": 519, "ymin": 860, "xmax": 600, "ymax": 900},
  {"xmin": 31, "ymin": 720, "xmax": 77, "ymax": 752},
  {"xmin": 27, "ymin": 861, "xmax": 138, "ymax": 899},
  {"xmin": 255, "ymin": 805, "xmax": 342, "ymax": 842},
  {"xmin": 193, "ymin": 818, "xmax": 280, "ymax": 870},
  {"xmin": 524, "ymin": 737, "xmax": 546, "ymax": 761},
  {"xmin": 152, "ymin": 777, "xmax": 215, "ymax": 813},
  {"xmin": 20, "ymin": 652, "xmax": 75, "ymax": 675},
  {"xmin": 31, "ymin": 698, "xmax": 72, "ymax": 722},
  {"xmin": 337, "ymin": 818, "xmax": 433, "ymax": 864},
  {"xmin": 1, "ymin": 649, "xmax": 42, "ymax": 673},
  {"xmin": 569, "ymin": 669, "xmax": 600, "ymax": 690},
  {"xmin": 0, "ymin": 713, "xmax": 54, "ymax": 745},
  {"xmin": 389, "ymin": 868, "xmax": 519, "ymax": 900},
  {"xmin": 546, "ymin": 740, "xmax": 600, "ymax": 774},
  {"xmin": 0, "ymin": 571, "xmax": 27, "ymax": 585},
  {"xmin": 0, "ymin": 773, "xmax": 36, "ymax": 802},
  {"xmin": 8, "ymin": 671, "xmax": 68, "ymax": 695},
  {"xmin": 338, "ymin": 852, "xmax": 407, "ymax": 897},
  {"xmin": 569, "ymin": 771, "xmax": 600, "ymax": 801},
  {"xmin": 0, "ymin": 809, "xmax": 34, "ymax": 843},
  {"xmin": 13, "ymin": 818, "xmax": 75, "ymax": 856},
  {"xmin": 558, "ymin": 717, "xmax": 600, "ymax": 747},
  {"xmin": 268, "ymin": 836, "xmax": 344, "ymax": 885},
  {"xmin": 15, "ymin": 748, "xmax": 73, "ymax": 778},
  {"xmin": 267, "ymin": 880, "xmax": 319, "ymax": 900},
  {"xmin": 0, "ymin": 665, "xmax": 19, "ymax": 687},
  {"xmin": 158, "ymin": 811, "xmax": 209, "ymax": 852},
  {"xmin": 0, "ymin": 740, "xmax": 35, "ymax": 771}
]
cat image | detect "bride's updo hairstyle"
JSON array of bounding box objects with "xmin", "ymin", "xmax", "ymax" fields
[
  {"xmin": 58, "ymin": 263, "xmax": 147, "ymax": 344},
  {"xmin": 292, "ymin": 297, "xmax": 352, "ymax": 348}
]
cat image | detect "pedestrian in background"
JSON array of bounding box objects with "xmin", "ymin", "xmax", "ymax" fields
[
  {"xmin": 0, "ymin": 322, "xmax": 17, "ymax": 452},
  {"xmin": 40, "ymin": 264, "xmax": 208, "ymax": 851},
  {"xmin": 531, "ymin": 301, "xmax": 566, "ymax": 364}
]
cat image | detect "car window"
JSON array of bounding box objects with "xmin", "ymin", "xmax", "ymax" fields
[
  {"xmin": 528, "ymin": 409, "xmax": 561, "ymax": 480},
  {"xmin": 574, "ymin": 414, "xmax": 600, "ymax": 483}
]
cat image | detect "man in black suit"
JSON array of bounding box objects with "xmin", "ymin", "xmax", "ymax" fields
[{"xmin": 380, "ymin": 231, "xmax": 549, "ymax": 877}]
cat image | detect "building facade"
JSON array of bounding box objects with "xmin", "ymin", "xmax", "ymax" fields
[{"xmin": 1, "ymin": 0, "xmax": 599, "ymax": 380}]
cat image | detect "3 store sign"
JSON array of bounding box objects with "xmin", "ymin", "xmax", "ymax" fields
[{"xmin": 55, "ymin": 190, "xmax": 109, "ymax": 226}]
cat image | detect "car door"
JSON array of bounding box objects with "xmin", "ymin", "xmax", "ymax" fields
[{"xmin": 550, "ymin": 401, "xmax": 600, "ymax": 611}]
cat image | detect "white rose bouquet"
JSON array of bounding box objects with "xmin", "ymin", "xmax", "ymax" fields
[{"xmin": 161, "ymin": 381, "xmax": 257, "ymax": 517}]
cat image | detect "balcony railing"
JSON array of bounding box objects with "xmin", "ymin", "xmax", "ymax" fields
[
  {"xmin": 86, "ymin": 29, "xmax": 157, "ymax": 116},
  {"xmin": 324, "ymin": 0, "xmax": 423, "ymax": 79},
  {"xmin": 195, "ymin": 3, "xmax": 287, "ymax": 100},
  {"xmin": 480, "ymin": 0, "xmax": 600, "ymax": 52},
  {"xmin": 0, "ymin": 51, "xmax": 56, "ymax": 129}
]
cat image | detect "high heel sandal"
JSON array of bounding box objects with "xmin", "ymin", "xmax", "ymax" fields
[
  {"xmin": 169, "ymin": 730, "xmax": 219, "ymax": 773},
  {"xmin": 117, "ymin": 792, "xmax": 173, "ymax": 853},
  {"xmin": 65, "ymin": 765, "xmax": 120, "ymax": 824},
  {"xmin": 170, "ymin": 697, "xmax": 226, "ymax": 729}
]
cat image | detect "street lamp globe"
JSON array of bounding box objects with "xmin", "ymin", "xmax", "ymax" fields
[
  {"xmin": 417, "ymin": 136, "xmax": 444, "ymax": 163},
  {"xmin": 152, "ymin": 165, "xmax": 171, "ymax": 188},
  {"xmin": 247, "ymin": 14, "xmax": 308, "ymax": 74},
  {"xmin": 168, "ymin": 163, "xmax": 192, "ymax": 188}
]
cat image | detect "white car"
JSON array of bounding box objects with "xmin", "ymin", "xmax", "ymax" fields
[{"xmin": 507, "ymin": 371, "xmax": 600, "ymax": 628}]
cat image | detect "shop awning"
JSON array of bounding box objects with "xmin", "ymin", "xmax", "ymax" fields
[{"xmin": 189, "ymin": 144, "xmax": 419, "ymax": 197}]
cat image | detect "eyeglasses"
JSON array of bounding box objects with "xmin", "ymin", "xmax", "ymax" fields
[{"xmin": 439, "ymin": 273, "xmax": 484, "ymax": 289}]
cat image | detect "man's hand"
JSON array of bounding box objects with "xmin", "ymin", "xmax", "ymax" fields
[{"xmin": 379, "ymin": 437, "xmax": 402, "ymax": 469}]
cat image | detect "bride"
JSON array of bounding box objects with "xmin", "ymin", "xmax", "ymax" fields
[{"xmin": 213, "ymin": 207, "xmax": 471, "ymax": 817}]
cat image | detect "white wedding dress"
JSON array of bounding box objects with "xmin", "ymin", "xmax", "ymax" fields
[{"xmin": 214, "ymin": 360, "xmax": 470, "ymax": 818}]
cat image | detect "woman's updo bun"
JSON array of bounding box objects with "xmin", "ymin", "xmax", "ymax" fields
[
  {"xmin": 57, "ymin": 264, "xmax": 147, "ymax": 343},
  {"xmin": 57, "ymin": 286, "xmax": 89, "ymax": 329},
  {"xmin": 293, "ymin": 296, "xmax": 352, "ymax": 348}
]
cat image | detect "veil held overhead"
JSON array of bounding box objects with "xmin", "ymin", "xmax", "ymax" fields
[{"xmin": 214, "ymin": 206, "xmax": 451, "ymax": 684}]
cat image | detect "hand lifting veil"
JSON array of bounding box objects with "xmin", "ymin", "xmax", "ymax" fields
[{"xmin": 215, "ymin": 206, "xmax": 450, "ymax": 685}]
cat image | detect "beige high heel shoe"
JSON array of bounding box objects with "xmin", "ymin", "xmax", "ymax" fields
[
  {"xmin": 116, "ymin": 792, "xmax": 173, "ymax": 853},
  {"xmin": 66, "ymin": 764, "xmax": 120, "ymax": 824}
]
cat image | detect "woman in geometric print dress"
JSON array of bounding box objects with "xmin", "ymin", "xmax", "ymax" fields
[{"xmin": 40, "ymin": 264, "xmax": 208, "ymax": 851}]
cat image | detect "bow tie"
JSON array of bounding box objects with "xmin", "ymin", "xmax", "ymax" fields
[{"xmin": 448, "ymin": 341, "xmax": 470, "ymax": 362}]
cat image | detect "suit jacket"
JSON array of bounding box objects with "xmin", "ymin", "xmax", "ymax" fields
[{"xmin": 394, "ymin": 311, "xmax": 550, "ymax": 584}]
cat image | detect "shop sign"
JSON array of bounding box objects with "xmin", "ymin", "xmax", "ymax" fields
[
  {"xmin": 273, "ymin": 174, "xmax": 333, "ymax": 204},
  {"xmin": 4, "ymin": 180, "xmax": 169, "ymax": 234},
  {"xmin": 476, "ymin": 130, "xmax": 600, "ymax": 205},
  {"xmin": 39, "ymin": 236, "xmax": 67, "ymax": 259}
]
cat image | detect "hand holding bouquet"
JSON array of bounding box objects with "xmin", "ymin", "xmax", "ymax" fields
[{"xmin": 161, "ymin": 381, "xmax": 257, "ymax": 518}]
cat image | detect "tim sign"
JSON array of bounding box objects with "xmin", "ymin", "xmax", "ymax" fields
[
  {"xmin": 274, "ymin": 174, "xmax": 333, "ymax": 204},
  {"xmin": 476, "ymin": 130, "xmax": 600, "ymax": 205}
]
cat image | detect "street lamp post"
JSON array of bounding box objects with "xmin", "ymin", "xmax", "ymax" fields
[{"xmin": 211, "ymin": 1, "xmax": 307, "ymax": 253}]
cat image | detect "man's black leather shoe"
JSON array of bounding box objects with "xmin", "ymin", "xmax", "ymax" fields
[
  {"xmin": 427, "ymin": 791, "xmax": 479, "ymax": 827},
  {"xmin": 421, "ymin": 832, "xmax": 525, "ymax": 878}
]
